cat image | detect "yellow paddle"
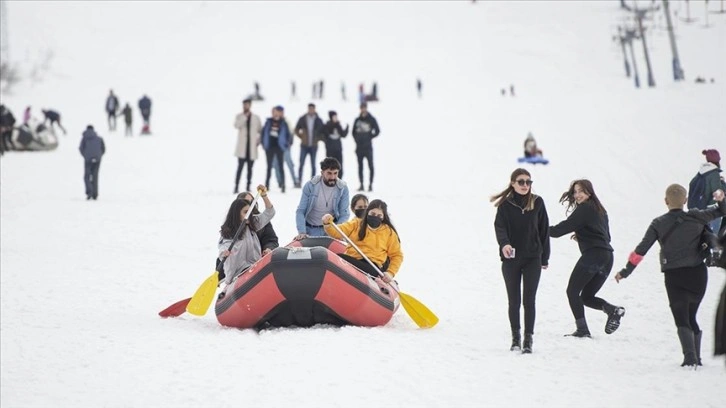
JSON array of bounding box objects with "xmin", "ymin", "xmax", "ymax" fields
[
  {"xmin": 186, "ymin": 191, "xmax": 261, "ymax": 316},
  {"xmin": 329, "ymin": 222, "xmax": 439, "ymax": 328}
]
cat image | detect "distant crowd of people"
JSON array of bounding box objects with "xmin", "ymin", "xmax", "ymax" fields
[{"xmin": 232, "ymin": 99, "xmax": 380, "ymax": 196}]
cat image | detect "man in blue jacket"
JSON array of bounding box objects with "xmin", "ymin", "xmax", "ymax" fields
[
  {"xmin": 79, "ymin": 125, "xmax": 106, "ymax": 200},
  {"xmin": 261, "ymin": 106, "xmax": 291, "ymax": 193},
  {"xmin": 295, "ymin": 157, "xmax": 349, "ymax": 239}
]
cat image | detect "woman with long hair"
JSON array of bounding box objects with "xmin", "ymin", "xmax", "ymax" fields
[
  {"xmin": 217, "ymin": 185, "xmax": 275, "ymax": 285},
  {"xmin": 350, "ymin": 193, "xmax": 369, "ymax": 220},
  {"xmin": 550, "ymin": 179, "xmax": 625, "ymax": 338},
  {"xmin": 491, "ymin": 168, "xmax": 550, "ymax": 354},
  {"xmin": 322, "ymin": 199, "xmax": 402, "ymax": 283}
]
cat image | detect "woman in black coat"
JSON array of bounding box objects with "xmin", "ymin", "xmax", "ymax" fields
[{"xmin": 491, "ymin": 168, "xmax": 550, "ymax": 354}]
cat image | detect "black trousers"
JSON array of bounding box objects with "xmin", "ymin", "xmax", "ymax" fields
[
  {"xmin": 356, "ymin": 147, "xmax": 374, "ymax": 186},
  {"xmin": 501, "ymin": 257, "xmax": 542, "ymax": 334},
  {"xmin": 326, "ymin": 146, "xmax": 343, "ymax": 179},
  {"xmin": 84, "ymin": 158, "xmax": 101, "ymax": 198},
  {"xmin": 339, "ymin": 253, "xmax": 381, "ymax": 279},
  {"xmin": 265, "ymin": 145, "xmax": 285, "ymax": 189},
  {"xmin": 664, "ymin": 264, "xmax": 707, "ymax": 333},
  {"xmin": 566, "ymin": 248, "xmax": 614, "ymax": 320},
  {"xmin": 235, "ymin": 158, "xmax": 254, "ymax": 190}
]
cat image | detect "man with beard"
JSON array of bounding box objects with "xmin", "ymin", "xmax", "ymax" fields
[{"xmin": 295, "ymin": 157, "xmax": 350, "ymax": 239}]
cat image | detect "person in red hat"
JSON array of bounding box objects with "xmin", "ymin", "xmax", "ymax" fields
[{"xmin": 688, "ymin": 149, "xmax": 725, "ymax": 234}]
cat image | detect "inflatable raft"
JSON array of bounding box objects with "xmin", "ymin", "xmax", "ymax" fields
[{"xmin": 215, "ymin": 237, "xmax": 400, "ymax": 329}]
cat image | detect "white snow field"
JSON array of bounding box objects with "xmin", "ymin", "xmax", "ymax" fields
[{"xmin": 1, "ymin": 1, "xmax": 725, "ymax": 407}]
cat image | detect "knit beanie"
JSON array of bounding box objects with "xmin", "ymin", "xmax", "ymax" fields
[{"xmin": 703, "ymin": 149, "xmax": 721, "ymax": 166}]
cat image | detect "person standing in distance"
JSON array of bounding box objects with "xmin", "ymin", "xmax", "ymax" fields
[
  {"xmin": 79, "ymin": 125, "xmax": 106, "ymax": 200},
  {"xmin": 233, "ymin": 98, "xmax": 262, "ymax": 194},
  {"xmin": 352, "ymin": 102, "xmax": 380, "ymax": 192}
]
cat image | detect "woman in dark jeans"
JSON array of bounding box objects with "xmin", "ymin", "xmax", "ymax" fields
[
  {"xmin": 550, "ymin": 179, "xmax": 625, "ymax": 338},
  {"xmin": 491, "ymin": 168, "xmax": 550, "ymax": 354}
]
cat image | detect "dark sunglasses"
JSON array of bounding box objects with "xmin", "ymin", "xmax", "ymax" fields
[{"xmin": 515, "ymin": 179, "xmax": 533, "ymax": 186}]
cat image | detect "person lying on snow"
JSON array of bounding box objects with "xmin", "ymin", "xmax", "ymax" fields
[
  {"xmin": 217, "ymin": 185, "xmax": 275, "ymax": 286},
  {"xmin": 322, "ymin": 199, "xmax": 403, "ymax": 283}
]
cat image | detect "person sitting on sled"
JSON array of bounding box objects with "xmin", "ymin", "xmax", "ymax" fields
[{"xmin": 524, "ymin": 132, "xmax": 543, "ymax": 158}]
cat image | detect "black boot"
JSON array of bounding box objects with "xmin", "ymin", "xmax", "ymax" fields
[
  {"xmin": 677, "ymin": 326, "xmax": 698, "ymax": 367},
  {"xmin": 368, "ymin": 183, "xmax": 373, "ymax": 192},
  {"xmin": 694, "ymin": 331, "xmax": 703, "ymax": 366},
  {"xmin": 522, "ymin": 333, "xmax": 533, "ymax": 354},
  {"xmin": 357, "ymin": 184, "xmax": 364, "ymax": 192},
  {"xmin": 604, "ymin": 305, "xmax": 626, "ymax": 334},
  {"xmin": 510, "ymin": 329, "xmax": 521, "ymax": 351},
  {"xmin": 233, "ymin": 185, "xmax": 239, "ymax": 194},
  {"xmin": 566, "ymin": 318, "xmax": 591, "ymax": 338}
]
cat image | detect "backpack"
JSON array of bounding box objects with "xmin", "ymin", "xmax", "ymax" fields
[{"xmin": 687, "ymin": 173, "xmax": 707, "ymax": 210}]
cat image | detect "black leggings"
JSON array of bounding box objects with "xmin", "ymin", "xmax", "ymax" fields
[
  {"xmin": 235, "ymin": 158, "xmax": 254, "ymax": 189},
  {"xmin": 356, "ymin": 148, "xmax": 374, "ymax": 186},
  {"xmin": 502, "ymin": 257, "xmax": 542, "ymax": 334},
  {"xmin": 339, "ymin": 253, "xmax": 382, "ymax": 279},
  {"xmin": 566, "ymin": 249, "xmax": 614, "ymax": 320},
  {"xmin": 664, "ymin": 264, "xmax": 707, "ymax": 333}
]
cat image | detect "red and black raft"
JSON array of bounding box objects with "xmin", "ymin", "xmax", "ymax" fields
[{"xmin": 214, "ymin": 237, "xmax": 400, "ymax": 329}]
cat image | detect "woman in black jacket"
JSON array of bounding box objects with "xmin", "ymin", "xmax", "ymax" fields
[
  {"xmin": 491, "ymin": 168, "xmax": 550, "ymax": 354},
  {"xmin": 550, "ymin": 179, "xmax": 625, "ymax": 338},
  {"xmin": 616, "ymin": 184, "xmax": 726, "ymax": 367}
]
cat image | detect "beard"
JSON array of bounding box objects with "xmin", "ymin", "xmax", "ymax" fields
[{"xmin": 324, "ymin": 178, "xmax": 336, "ymax": 187}]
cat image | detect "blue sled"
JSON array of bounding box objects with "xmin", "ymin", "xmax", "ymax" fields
[{"xmin": 517, "ymin": 156, "xmax": 549, "ymax": 165}]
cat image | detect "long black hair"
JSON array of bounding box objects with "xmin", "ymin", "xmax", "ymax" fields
[
  {"xmin": 358, "ymin": 199, "xmax": 400, "ymax": 242},
  {"xmin": 559, "ymin": 179, "xmax": 607, "ymax": 216},
  {"xmin": 219, "ymin": 199, "xmax": 256, "ymax": 239}
]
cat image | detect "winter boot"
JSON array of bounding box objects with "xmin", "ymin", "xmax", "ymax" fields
[
  {"xmin": 522, "ymin": 333, "xmax": 533, "ymax": 354},
  {"xmin": 677, "ymin": 326, "xmax": 698, "ymax": 367},
  {"xmin": 694, "ymin": 331, "xmax": 703, "ymax": 366},
  {"xmin": 510, "ymin": 329, "xmax": 521, "ymax": 351},
  {"xmin": 566, "ymin": 318, "xmax": 591, "ymax": 338},
  {"xmin": 604, "ymin": 305, "xmax": 626, "ymax": 334}
]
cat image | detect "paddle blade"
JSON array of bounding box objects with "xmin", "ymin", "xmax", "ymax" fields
[
  {"xmin": 186, "ymin": 272, "xmax": 219, "ymax": 316},
  {"xmin": 159, "ymin": 298, "xmax": 191, "ymax": 318},
  {"xmin": 399, "ymin": 292, "xmax": 439, "ymax": 329}
]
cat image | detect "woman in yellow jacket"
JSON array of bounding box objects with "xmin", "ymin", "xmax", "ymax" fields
[{"xmin": 322, "ymin": 199, "xmax": 403, "ymax": 282}]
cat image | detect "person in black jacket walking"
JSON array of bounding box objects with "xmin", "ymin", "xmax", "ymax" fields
[
  {"xmin": 491, "ymin": 168, "xmax": 550, "ymax": 354},
  {"xmin": 550, "ymin": 179, "xmax": 625, "ymax": 338},
  {"xmin": 78, "ymin": 125, "xmax": 106, "ymax": 200},
  {"xmin": 352, "ymin": 102, "xmax": 380, "ymax": 192},
  {"xmin": 615, "ymin": 184, "xmax": 726, "ymax": 368},
  {"xmin": 322, "ymin": 111, "xmax": 349, "ymax": 180}
]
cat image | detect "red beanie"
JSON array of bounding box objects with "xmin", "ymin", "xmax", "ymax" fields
[{"xmin": 702, "ymin": 149, "xmax": 721, "ymax": 165}]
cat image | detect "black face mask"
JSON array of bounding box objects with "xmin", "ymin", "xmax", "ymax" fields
[
  {"xmin": 354, "ymin": 209, "xmax": 366, "ymax": 219},
  {"xmin": 366, "ymin": 215, "xmax": 383, "ymax": 228}
]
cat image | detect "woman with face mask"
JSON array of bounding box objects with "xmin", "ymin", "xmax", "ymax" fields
[
  {"xmin": 350, "ymin": 193, "xmax": 369, "ymax": 220},
  {"xmin": 322, "ymin": 199, "xmax": 402, "ymax": 283}
]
